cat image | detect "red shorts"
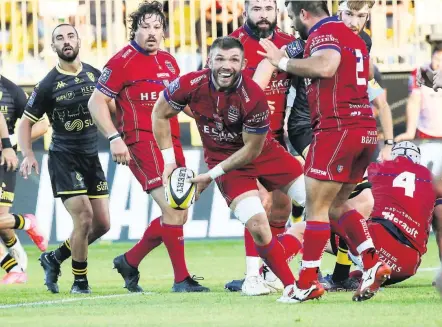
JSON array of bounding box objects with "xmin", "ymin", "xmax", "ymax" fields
[
  {"xmin": 368, "ymin": 221, "xmax": 421, "ymax": 284},
  {"xmin": 416, "ymin": 129, "xmax": 442, "ymax": 139},
  {"xmin": 214, "ymin": 139, "xmax": 303, "ymax": 206},
  {"xmin": 305, "ymin": 129, "xmax": 377, "ymax": 184},
  {"xmin": 128, "ymin": 133, "xmax": 186, "ymax": 192}
]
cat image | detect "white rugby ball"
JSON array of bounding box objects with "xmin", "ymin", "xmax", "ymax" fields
[{"xmin": 165, "ymin": 167, "xmax": 196, "ymax": 210}]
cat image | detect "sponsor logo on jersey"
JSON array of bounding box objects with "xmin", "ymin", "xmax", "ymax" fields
[
  {"xmin": 167, "ymin": 78, "xmax": 180, "ymax": 95},
  {"xmin": 56, "ymin": 91, "xmax": 75, "ymax": 102},
  {"xmin": 56, "ymin": 81, "xmax": 68, "ymax": 90},
  {"xmin": 165, "ymin": 60, "xmax": 176, "ymax": 74},
  {"xmin": 65, "ymin": 119, "xmax": 84, "ymax": 132},
  {"xmin": 86, "ymin": 72, "xmax": 96, "ymax": 82},
  {"xmin": 157, "ymin": 73, "xmax": 170, "ymax": 78},
  {"xmin": 246, "ymin": 111, "xmax": 269, "ymax": 124},
  {"xmin": 381, "ymin": 211, "xmax": 419, "ymax": 238},
  {"xmin": 74, "ymin": 77, "xmax": 84, "ymax": 84},
  {"xmin": 81, "ymin": 85, "xmax": 95, "ymax": 96},
  {"xmin": 203, "ymin": 125, "xmax": 238, "ymax": 142},
  {"xmin": 190, "ymin": 74, "xmax": 207, "ymax": 86},
  {"xmin": 122, "ymin": 48, "xmax": 133, "ymax": 58},
  {"xmin": 148, "ymin": 177, "xmax": 161, "ymax": 185},
  {"xmin": 310, "ymin": 34, "xmax": 338, "ymax": 49},
  {"xmin": 99, "ymin": 68, "xmax": 112, "ymax": 84},
  {"xmin": 96, "ymin": 181, "xmax": 108, "ymax": 192},
  {"xmin": 227, "ymin": 106, "xmax": 239, "ymax": 122},
  {"xmin": 241, "ymin": 86, "xmax": 250, "ymax": 103},
  {"xmin": 140, "ymin": 92, "xmax": 159, "ymax": 101}
]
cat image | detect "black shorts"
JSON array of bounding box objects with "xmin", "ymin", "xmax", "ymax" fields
[
  {"xmin": 0, "ymin": 165, "xmax": 16, "ymax": 207},
  {"xmin": 348, "ymin": 178, "xmax": 372, "ymax": 199},
  {"xmin": 48, "ymin": 150, "xmax": 109, "ymax": 198},
  {"xmin": 287, "ymin": 125, "xmax": 312, "ymax": 159}
]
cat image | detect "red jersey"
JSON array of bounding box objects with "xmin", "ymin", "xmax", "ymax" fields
[
  {"xmin": 230, "ymin": 25, "xmax": 294, "ymax": 137},
  {"xmin": 96, "ymin": 40, "xmax": 181, "ymax": 145},
  {"xmin": 368, "ymin": 157, "xmax": 436, "ymax": 255},
  {"xmin": 163, "ymin": 69, "xmax": 271, "ymax": 166},
  {"xmin": 304, "ymin": 16, "xmax": 376, "ymax": 132}
]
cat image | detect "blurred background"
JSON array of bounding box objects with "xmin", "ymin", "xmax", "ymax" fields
[{"xmin": 1, "ymin": 0, "xmax": 442, "ymax": 243}]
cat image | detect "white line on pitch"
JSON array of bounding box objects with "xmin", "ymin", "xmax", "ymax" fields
[{"xmin": 0, "ymin": 292, "xmax": 154, "ymax": 309}]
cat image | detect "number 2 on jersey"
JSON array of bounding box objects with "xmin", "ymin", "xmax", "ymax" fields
[
  {"xmin": 392, "ymin": 171, "xmax": 416, "ymax": 197},
  {"xmin": 355, "ymin": 49, "xmax": 366, "ymax": 86}
]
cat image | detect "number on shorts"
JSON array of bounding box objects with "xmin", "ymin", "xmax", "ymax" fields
[
  {"xmin": 355, "ymin": 49, "xmax": 367, "ymax": 86},
  {"xmin": 392, "ymin": 171, "xmax": 416, "ymax": 197}
]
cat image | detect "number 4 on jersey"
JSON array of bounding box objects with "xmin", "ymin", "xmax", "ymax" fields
[{"xmin": 392, "ymin": 171, "xmax": 416, "ymax": 197}]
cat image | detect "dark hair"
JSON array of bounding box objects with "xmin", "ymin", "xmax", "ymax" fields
[
  {"xmin": 433, "ymin": 42, "xmax": 442, "ymax": 55},
  {"xmin": 51, "ymin": 23, "xmax": 79, "ymax": 42},
  {"xmin": 128, "ymin": 1, "xmax": 167, "ymax": 41},
  {"xmin": 245, "ymin": 0, "xmax": 277, "ymax": 10},
  {"xmin": 210, "ymin": 36, "xmax": 244, "ymax": 54},
  {"xmin": 285, "ymin": 1, "xmax": 330, "ymax": 17}
]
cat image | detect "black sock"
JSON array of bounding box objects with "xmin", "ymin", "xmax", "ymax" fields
[
  {"xmin": 12, "ymin": 214, "xmax": 25, "ymax": 230},
  {"xmin": 332, "ymin": 238, "xmax": 352, "ymax": 282},
  {"xmin": 4, "ymin": 234, "xmax": 17, "ymax": 248},
  {"xmin": 54, "ymin": 239, "xmax": 72, "ymax": 263},
  {"xmin": 1, "ymin": 254, "xmax": 18, "ymax": 273},
  {"xmin": 72, "ymin": 260, "xmax": 87, "ymax": 281}
]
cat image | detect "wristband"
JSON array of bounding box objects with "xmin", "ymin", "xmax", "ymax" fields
[
  {"xmin": 384, "ymin": 139, "xmax": 394, "ymax": 146},
  {"xmin": 1, "ymin": 138, "xmax": 12, "ymax": 149},
  {"xmin": 108, "ymin": 132, "xmax": 121, "ymax": 143},
  {"xmin": 278, "ymin": 57, "xmax": 289, "ymax": 72},
  {"xmin": 208, "ymin": 164, "xmax": 225, "ymax": 180},
  {"xmin": 161, "ymin": 147, "xmax": 176, "ymax": 165}
]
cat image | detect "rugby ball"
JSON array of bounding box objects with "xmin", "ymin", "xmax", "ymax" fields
[{"xmin": 165, "ymin": 167, "xmax": 196, "ymax": 210}]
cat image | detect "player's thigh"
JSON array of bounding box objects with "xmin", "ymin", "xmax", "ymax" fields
[
  {"xmin": 368, "ymin": 221, "xmax": 421, "ymax": 284},
  {"xmin": 329, "ymin": 182, "xmax": 358, "ymax": 220},
  {"xmin": 89, "ymin": 197, "xmax": 110, "ymax": 233},
  {"xmin": 345, "ymin": 188, "xmax": 374, "ymax": 219},
  {"xmin": 150, "ymin": 186, "xmax": 187, "ymax": 225},
  {"xmin": 48, "ymin": 151, "xmax": 89, "ymax": 197},
  {"xmin": 0, "ymin": 169, "xmax": 16, "ymax": 208},
  {"xmin": 305, "ymin": 176, "xmax": 343, "ymax": 218}
]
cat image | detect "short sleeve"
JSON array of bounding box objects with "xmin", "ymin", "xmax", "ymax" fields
[
  {"xmin": 243, "ymin": 92, "xmax": 270, "ymax": 134},
  {"xmin": 23, "ymin": 82, "xmax": 49, "ymax": 123},
  {"xmin": 163, "ymin": 75, "xmax": 192, "ymax": 111},
  {"xmin": 96, "ymin": 59, "xmax": 124, "ymax": 99},
  {"xmin": 307, "ymin": 32, "xmax": 341, "ymax": 55}
]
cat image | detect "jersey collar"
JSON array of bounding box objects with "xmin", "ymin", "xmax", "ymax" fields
[
  {"xmin": 309, "ymin": 16, "xmax": 340, "ymax": 36},
  {"xmin": 56, "ymin": 62, "xmax": 83, "ymax": 76},
  {"xmin": 130, "ymin": 40, "xmax": 154, "ymax": 56},
  {"xmin": 243, "ymin": 23, "xmax": 275, "ymax": 41}
]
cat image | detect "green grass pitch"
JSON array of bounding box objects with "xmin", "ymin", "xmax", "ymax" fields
[{"xmin": 0, "ymin": 238, "xmax": 441, "ymax": 327}]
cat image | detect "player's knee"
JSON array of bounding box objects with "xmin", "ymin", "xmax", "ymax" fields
[
  {"xmin": 347, "ymin": 189, "xmax": 374, "ymax": 219},
  {"xmin": 76, "ymin": 210, "xmax": 94, "ymax": 235},
  {"xmin": 233, "ymin": 196, "xmax": 266, "ymax": 227},
  {"xmin": 93, "ymin": 219, "xmax": 110, "ymax": 238},
  {"xmin": 285, "ymin": 175, "xmax": 306, "ymax": 207}
]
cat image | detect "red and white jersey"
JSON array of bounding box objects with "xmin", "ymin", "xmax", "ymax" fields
[
  {"xmin": 304, "ymin": 16, "xmax": 376, "ymax": 132},
  {"xmin": 96, "ymin": 40, "xmax": 181, "ymax": 145},
  {"xmin": 230, "ymin": 25, "xmax": 294, "ymax": 137},
  {"xmin": 368, "ymin": 157, "xmax": 436, "ymax": 255},
  {"xmin": 409, "ymin": 65, "xmax": 442, "ymax": 137},
  {"xmin": 163, "ymin": 69, "xmax": 271, "ymax": 166}
]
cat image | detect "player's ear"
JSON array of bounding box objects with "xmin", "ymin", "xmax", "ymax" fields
[
  {"xmin": 51, "ymin": 42, "xmax": 56, "ymax": 53},
  {"xmin": 242, "ymin": 58, "xmax": 248, "ymax": 70},
  {"xmin": 78, "ymin": 38, "xmax": 82, "ymax": 49}
]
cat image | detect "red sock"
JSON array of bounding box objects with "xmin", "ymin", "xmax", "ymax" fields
[
  {"xmin": 338, "ymin": 210, "xmax": 378, "ymax": 269},
  {"xmin": 125, "ymin": 217, "xmax": 163, "ymax": 268},
  {"xmin": 330, "ymin": 218, "xmax": 358, "ymax": 255},
  {"xmin": 280, "ymin": 234, "xmax": 302, "ymax": 262},
  {"xmin": 269, "ymin": 222, "xmax": 286, "ymax": 240},
  {"xmin": 298, "ymin": 221, "xmax": 330, "ymax": 289},
  {"xmin": 162, "ymin": 223, "xmax": 190, "ymax": 283},
  {"xmin": 244, "ymin": 227, "xmax": 259, "ymax": 257},
  {"xmin": 256, "ymin": 237, "xmax": 295, "ymax": 287}
]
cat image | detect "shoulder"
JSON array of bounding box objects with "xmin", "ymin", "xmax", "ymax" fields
[
  {"xmin": 37, "ymin": 68, "xmax": 59, "ymax": 91},
  {"xmin": 158, "ymin": 49, "xmax": 178, "ymax": 62},
  {"xmin": 0, "ymin": 75, "xmax": 20, "ymax": 93},
  {"xmin": 105, "ymin": 44, "xmax": 137, "ymax": 68},
  {"xmin": 274, "ymin": 28, "xmax": 296, "ymax": 44},
  {"xmin": 82, "ymin": 63, "xmax": 101, "ymax": 76},
  {"xmin": 240, "ymin": 75, "xmax": 265, "ymax": 104},
  {"xmin": 180, "ymin": 69, "xmax": 210, "ymax": 89},
  {"xmin": 229, "ymin": 26, "xmax": 244, "ymax": 38}
]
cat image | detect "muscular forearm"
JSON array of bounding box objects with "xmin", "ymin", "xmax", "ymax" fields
[
  {"xmin": 18, "ymin": 118, "xmax": 34, "ymax": 157},
  {"xmin": 152, "ymin": 113, "xmax": 173, "ymax": 150},
  {"xmin": 88, "ymin": 92, "xmax": 118, "ymax": 137},
  {"xmin": 30, "ymin": 118, "xmax": 49, "ymax": 141},
  {"xmin": 374, "ymin": 97, "xmax": 394, "ymax": 140},
  {"xmin": 218, "ymin": 142, "xmax": 263, "ymax": 173},
  {"xmin": 286, "ymin": 56, "xmax": 335, "ymax": 79},
  {"xmin": 253, "ymin": 59, "xmax": 275, "ymax": 90}
]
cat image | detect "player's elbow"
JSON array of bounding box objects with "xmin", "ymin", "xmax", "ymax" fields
[{"xmin": 320, "ymin": 64, "xmax": 338, "ymax": 79}]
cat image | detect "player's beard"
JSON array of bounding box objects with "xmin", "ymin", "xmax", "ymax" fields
[
  {"xmin": 246, "ymin": 18, "xmax": 277, "ymax": 39},
  {"xmin": 294, "ymin": 17, "xmax": 309, "ymax": 40},
  {"xmin": 57, "ymin": 44, "xmax": 79, "ymax": 62},
  {"xmin": 212, "ymin": 68, "xmax": 241, "ymax": 91}
]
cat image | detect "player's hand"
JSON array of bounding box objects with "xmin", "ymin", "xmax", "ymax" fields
[
  {"xmin": 268, "ymin": 101, "xmax": 276, "ymax": 115},
  {"xmin": 394, "ymin": 131, "xmax": 415, "ymax": 142},
  {"xmin": 377, "ymin": 144, "xmax": 392, "ymax": 162},
  {"xmin": 1, "ymin": 148, "xmax": 18, "ymax": 172},
  {"xmin": 257, "ymin": 39, "xmax": 286, "ymax": 67},
  {"xmin": 110, "ymin": 138, "xmax": 131, "ymax": 166},
  {"xmin": 285, "ymin": 39, "xmax": 305, "ymax": 59},
  {"xmin": 20, "ymin": 153, "xmax": 39, "ymax": 179},
  {"xmin": 162, "ymin": 163, "xmax": 178, "ymax": 187},
  {"xmin": 433, "ymin": 70, "xmax": 442, "ymax": 92},
  {"xmin": 188, "ymin": 173, "xmax": 212, "ymax": 201}
]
